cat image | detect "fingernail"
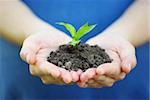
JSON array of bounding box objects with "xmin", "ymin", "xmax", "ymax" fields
[
  {"xmin": 26, "ymin": 55, "xmax": 30, "ymax": 63},
  {"xmin": 127, "ymin": 63, "xmax": 131, "ymax": 68},
  {"xmin": 127, "ymin": 63, "xmax": 131, "ymax": 72},
  {"xmin": 123, "ymin": 63, "xmax": 131, "ymax": 73}
]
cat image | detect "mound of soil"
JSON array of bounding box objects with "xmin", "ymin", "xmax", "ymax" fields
[{"xmin": 47, "ymin": 44, "xmax": 113, "ymax": 72}]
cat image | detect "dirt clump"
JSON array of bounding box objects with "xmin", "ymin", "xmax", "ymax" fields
[{"xmin": 47, "ymin": 44, "xmax": 113, "ymax": 72}]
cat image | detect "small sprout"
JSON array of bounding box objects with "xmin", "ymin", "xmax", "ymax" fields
[{"xmin": 56, "ymin": 22, "xmax": 97, "ymax": 46}]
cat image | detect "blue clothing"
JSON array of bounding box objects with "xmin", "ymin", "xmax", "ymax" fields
[{"xmin": 0, "ymin": 0, "xmax": 149, "ymax": 100}]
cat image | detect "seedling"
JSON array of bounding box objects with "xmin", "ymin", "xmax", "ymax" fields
[
  {"xmin": 56, "ymin": 22, "xmax": 96, "ymax": 46},
  {"xmin": 48, "ymin": 22, "xmax": 112, "ymax": 72}
]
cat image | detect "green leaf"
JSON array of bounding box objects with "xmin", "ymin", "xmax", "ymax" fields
[
  {"xmin": 69, "ymin": 39, "xmax": 80, "ymax": 46},
  {"xmin": 56, "ymin": 22, "xmax": 76, "ymax": 37},
  {"xmin": 74, "ymin": 22, "xmax": 96, "ymax": 40}
]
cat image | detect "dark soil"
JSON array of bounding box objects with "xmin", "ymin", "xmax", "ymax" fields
[{"xmin": 47, "ymin": 44, "xmax": 113, "ymax": 72}]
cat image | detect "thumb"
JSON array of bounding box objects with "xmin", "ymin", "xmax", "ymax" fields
[
  {"xmin": 119, "ymin": 43, "xmax": 137, "ymax": 73},
  {"xmin": 20, "ymin": 38, "xmax": 41, "ymax": 64}
]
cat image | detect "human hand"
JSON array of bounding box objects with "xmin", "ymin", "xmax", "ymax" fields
[
  {"xmin": 78, "ymin": 33, "xmax": 137, "ymax": 88},
  {"xmin": 20, "ymin": 29, "xmax": 81, "ymax": 85}
]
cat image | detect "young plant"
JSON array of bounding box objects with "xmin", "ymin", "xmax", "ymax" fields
[{"xmin": 56, "ymin": 22, "xmax": 97, "ymax": 46}]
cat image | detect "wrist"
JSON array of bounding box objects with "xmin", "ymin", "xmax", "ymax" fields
[
  {"xmin": 88, "ymin": 31, "xmax": 134, "ymax": 47},
  {"xmin": 23, "ymin": 21, "xmax": 52, "ymax": 38},
  {"xmin": 99, "ymin": 30, "xmax": 135, "ymax": 46},
  {"xmin": 23, "ymin": 24, "xmax": 71, "ymax": 44}
]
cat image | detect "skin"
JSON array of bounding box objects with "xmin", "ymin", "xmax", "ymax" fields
[
  {"xmin": 78, "ymin": 34, "xmax": 136, "ymax": 87},
  {"xmin": 0, "ymin": 0, "xmax": 149, "ymax": 87},
  {"xmin": 78, "ymin": 0, "xmax": 149, "ymax": 88},
  {"xmin": 0, "ymin": 1, "xmax": 81, "ymax": 85},
  {"xmin": 20, "ymin": 29, "xmax": 81, "ymax": 84}
]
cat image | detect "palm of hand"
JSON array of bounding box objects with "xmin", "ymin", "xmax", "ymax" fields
[
  {"xmin": 77, "ymin": 34, "xmax": 136, "ymax": 88},
  {"xmin": 20, "ymin": 31, "xmax": 136, "ymax": 87},
  {"xmin": 20, "ymin": 30, "xmax": 81, "ymax": 85}
]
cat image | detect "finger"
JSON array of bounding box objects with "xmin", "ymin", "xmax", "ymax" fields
[
  {"xmin": 94, "ymin": 75, "xmax": 115, "ymax": 87},
  {"xmin": 118, "ymin": 43, "xmax": 137, "ymax": 73},
  {"xmin": 86, "ymin": 79, "xmax": 103, "ymax": 88},
  {"xmin": 20, "ymin": 40, "xmax": 40, "ymax": 64},
  {"xmin": 80, "ymin": 73, "xmax": 88, "ymax": 83},
  {"xmin": 40, "ymin": 75, "xmax": 66, "ymax": 85},
  {"xmin": 29, "ymin": 65, "xmax": 42, "ymax": 76},
  {"xmin": 78, "ymin": 68, "xmax": 96, "ymax": 87},
  {"xmin": 96, "ymin": 50, "xmax": 126, "ymax": 81},
  {"xmin": 36, "ymin": 48, "xmax": 52, "ymax": 61},
  {"xmin": 70, "ymin": 71, "xmax": 79, "ymax": 82},
  {"xmin": 77, "ymin": 82, "xmax": 87, "ymax": 88},
  {"xmin": 96, "ymin": 63, "xmax": 120, "ymax": 77},
  {"xmin": 96, "ymin": 50, "xmax": 121, "ymax": 77},
  {"xmin": 19, "ymin": 50, "xmax": 28, "ymax": 62},
  {"xmin": 105, "ymin": 50, "xmax": 121, "ymax": 63},
  {"xmin": 114, "ymin": 72, "xmax": 126, "ymax": 80},
  {"xmin": 121, "ymin": 55, "xmax": 137, "ymax": 73},
  {"xmin": 59, "ymin": 68, "xmax": 72, "ymax": 84},
  {"xmin": 55, "ymin": 77, "xmax": 66, "ymax": 85},
  {"xmin": 77, "ymin": 69, "xmax": 83, "ymax": 76},
  {"xmin": 39, "ymin": 61, "xmax": 61, "ymax": 78},
  {"xmin": 26, "ymin": 52, "xmax": 36, "ymax": 64},
  {"xmin": 30, "ymin": 61, "xmax": 61, "ymax": 78},
  {"xmin": 40, "ymin": 75, "xmax": 56, "ymax": 85},
  {"xmin": 80, "ymin": 68, "xmax": 96, "ymax": 83}
]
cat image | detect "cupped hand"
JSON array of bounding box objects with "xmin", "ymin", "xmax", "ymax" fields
[
  {"xmin": 20, "ymin": 29, "xmax": 81, "ymax": 85},
  {"xmin": 78, "ymin": 33, "xmax": 137, "ymax": 88}
]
